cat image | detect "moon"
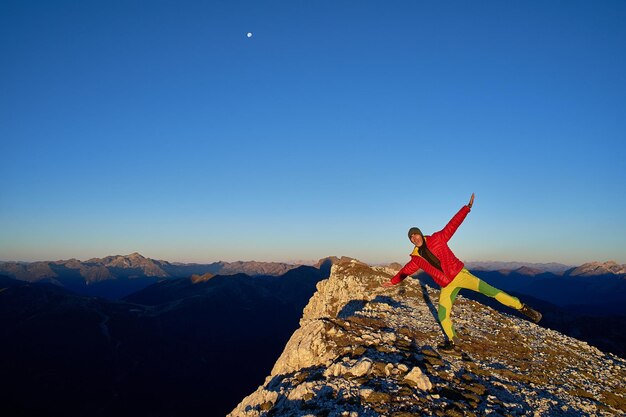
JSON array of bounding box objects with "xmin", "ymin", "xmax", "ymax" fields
[{"xmin": 247, "ymin": 32, "xmax": 253, "ymax": 38}]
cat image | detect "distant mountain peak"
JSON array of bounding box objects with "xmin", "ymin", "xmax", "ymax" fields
[
  {"xmin": 569, "ymin": 261, "xmax": 626, "ymax": 276},
  {"xmin": 86, "ymin": 252, "xmax": 147, "ymax": 262}
]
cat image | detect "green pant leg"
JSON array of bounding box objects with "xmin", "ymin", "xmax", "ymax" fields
[
  {"xmin": 438, "ymin": 285, "xmax": 462, "ymax": 340},
  {"xmin": 477, "ymin": 278, "xmax": 523, "ymax": 310}
]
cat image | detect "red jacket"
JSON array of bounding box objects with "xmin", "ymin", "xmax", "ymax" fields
[{"xmin": 390, "ymin": 205, "xmax": 471, "ymax": 287}]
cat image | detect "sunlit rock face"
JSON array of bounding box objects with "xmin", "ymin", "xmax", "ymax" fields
[
  {"xmin": 230, "ymin": 260, "xmax": 626, "ymax": 416},
  {"xmin": 568, "ymin": 261, "xmax": 626, "ymax": 276}
]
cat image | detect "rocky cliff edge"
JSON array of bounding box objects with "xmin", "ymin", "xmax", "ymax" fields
[{"xmin": 229, "ymin": 260, "xmax": 626, "ymax": 416}]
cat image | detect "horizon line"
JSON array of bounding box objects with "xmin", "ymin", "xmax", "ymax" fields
[{"xmin": 1, "ymin": 252, "xmax": 614, "ymax": 267}]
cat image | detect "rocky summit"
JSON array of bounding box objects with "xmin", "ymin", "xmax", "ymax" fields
[{"xmin": 230, "ymin": 260, "xmax": 626, "ymax": 417}]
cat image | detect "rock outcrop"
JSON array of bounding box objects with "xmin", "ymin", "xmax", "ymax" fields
[{"xmin": 230, "ymin": 260, "xmax": 626, "ymax": 416}]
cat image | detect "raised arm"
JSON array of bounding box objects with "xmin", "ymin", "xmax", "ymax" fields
[{"xmin": 440, "ymin": 194, "xmax": 474, "ymax": 242}]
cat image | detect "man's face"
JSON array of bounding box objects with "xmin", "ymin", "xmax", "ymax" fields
[{"xmin": 410, "ymin": 233, "xmax": 423, "ymax": 247}]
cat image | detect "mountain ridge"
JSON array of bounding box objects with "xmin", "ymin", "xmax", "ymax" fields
[
  {"xmin": 2, "ymin": 255, "xmax": 623, "ymax": 282},
  {"xmin": 464, "ymin": 261, "xmax": 574, "ymax": 274},
  {"xmin": 1, "ymin": 255, "xmax": 623, "ymax": 302},
  {"xmin": 0, "ymin": 253, "xmax": 303, "ymax": 299},
  {"xmin": 229, "ymin": 260, "xmax": 626, "ymax": 416},
  {"xmin": 0, "ymin": 252, "xmax": 300, "ymax": 280}
]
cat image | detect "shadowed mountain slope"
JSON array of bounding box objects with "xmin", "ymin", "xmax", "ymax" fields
[{"xmin": 0, "ymin": 264, "xmax": 330, "ymax": 417}]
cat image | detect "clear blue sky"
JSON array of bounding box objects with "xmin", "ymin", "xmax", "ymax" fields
[{"xmin": 1, "ymin": 1, "xmax": 625, "ymax": 265}]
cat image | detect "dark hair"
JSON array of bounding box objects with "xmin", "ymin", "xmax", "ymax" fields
[{"xmin": 408, "ymin": 227, "xmax": 422, "ymax": 240}]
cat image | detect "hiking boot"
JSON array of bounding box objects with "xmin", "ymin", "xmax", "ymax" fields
[
  {"xmin": 437, "ymin": 340, "xmax": 460, "ymax": 355},
  {"xmin": 520, "ymin": 304, "xmax": 542, "ymax": 323}
]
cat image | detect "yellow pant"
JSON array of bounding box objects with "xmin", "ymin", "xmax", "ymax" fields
[{"xmin": 438, "ymin": 268, "xmax": 522, "ymax": 341}]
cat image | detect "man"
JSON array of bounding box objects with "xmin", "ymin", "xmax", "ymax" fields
[{"xmin": 383, "ymin": 193, "xmax": 542, "ymax": 354}]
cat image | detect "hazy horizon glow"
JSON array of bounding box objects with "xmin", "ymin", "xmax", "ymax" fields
[{"xmin": 2, "ymin": 1, "xmax": 625, "ymax": 265}]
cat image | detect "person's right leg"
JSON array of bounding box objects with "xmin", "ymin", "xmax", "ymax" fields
[{"xmin": 438, "ymin": 284, "xmax": 461, "ymax": 342}]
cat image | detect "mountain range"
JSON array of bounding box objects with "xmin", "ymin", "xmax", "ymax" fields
[
  {"xmin": 2, "ymin": 254, "xmax": 624, "ymax": 308},
  {"xmin": 0, "ymin": 253, "xmax": 300, "ymax": 299},
  {"xmin": 464, "ymin": 261, "xmax": 574, "ymax": 274},
  {"xmin": 1, "ymin": 254, "xmax": 625, "ymax": 416},
  {"xmin": 3, "ymin": 254, "xmax": 624, "ymax": 281}
]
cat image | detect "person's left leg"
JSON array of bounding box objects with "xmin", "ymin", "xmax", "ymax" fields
[{"xmin": 455, "ymin": 268, "xmax": 541, "ymax": 322}]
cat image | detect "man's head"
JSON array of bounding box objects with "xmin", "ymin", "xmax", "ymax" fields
[{"xmin": 408, "ymin": 227, "xmax": 424, "ymax": 247}]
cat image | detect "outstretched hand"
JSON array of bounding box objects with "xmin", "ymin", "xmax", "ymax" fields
[
  {"xmin": 468, "ymin": 193, "xmax": 475, "ymax": 209},
  {"xmin": 382, "ymin": 281, "xmax": 396, "ymax": 288}
]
